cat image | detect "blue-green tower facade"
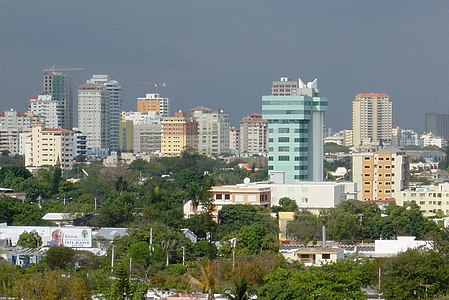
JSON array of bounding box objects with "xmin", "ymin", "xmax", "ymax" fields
[{"xmin": 262, "ymin": 77, "xmax": 327, "ymax": 182}]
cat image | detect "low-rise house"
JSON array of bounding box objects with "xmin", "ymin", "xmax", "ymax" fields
[{"xmin": 280, "ymin": 246, "xmax": 345, "ymax": 266}]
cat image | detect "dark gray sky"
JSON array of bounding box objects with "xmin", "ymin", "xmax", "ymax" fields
[{"xmin": 1, "ymin": 1, "xmax": 449, "ymax": 130}]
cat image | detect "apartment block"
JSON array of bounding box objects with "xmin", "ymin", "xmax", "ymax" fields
[
  {"xmin": 229, "ymin": 127, "xmax": 240, "ymax": 155},
  {"xmin": 137, "ymin": 93, "xmax": 170, "ymax": 117},
  {"xmin": 25, "ymin": 123, "xmax": 74, "ymax": 170},
  {"xmin": 161, "ymin": 111, "xmax": 198, "ymax": 156},
  {"xmin": 120, "ymin": 111, "xmax": 162, "ymax": 154},
  {"xmin": 0, "ymin": 127, "xmax": 30, "ymax": 155},
  {"xmin": 29, "ymin": 94, "xmax": 62, "ymax": 128},
  {"xmin": 87, "ymin": 75, "xmax": 122, "ymax": 151},
  {"xmin": 394, "ymin": 183, "xmax": 449, "ymax": 217},
  {"xmin": 0, "ymin": 110, "xmax": 32, "ymax": 128},
  {"xmin": 352, "ymin": 93, "xmax": 392, "ymax": 147},
  {"xmin": 419, "ymin": 132, "xmax": 447, "ymax": 149},
  {"xmin": 192, "ymin": 106, "xmax": 230, "ymax": 157},
  {"xmin": 239, "ymin": 113, "xmax": 268, "ymax": 155},
  {"xmin": 77, "ymin": 82, "xmax": 110, "ymax": 155},
  {"xmin": 352, "ymin": 148, "xmax": 409, "ymax": 201}
]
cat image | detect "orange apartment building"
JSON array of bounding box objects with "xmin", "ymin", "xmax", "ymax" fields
[
  {"xmin": 136, "ymin": 93, "xmax": 170, "ymax": 117},
  {"xmin": 352, "ymin": 148, "xmax": 409, "ymax": 201}
]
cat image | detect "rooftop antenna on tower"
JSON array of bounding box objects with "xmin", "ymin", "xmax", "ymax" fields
[{"xmin": 154, "ymin": 81, "xmax": 166, "ymax": 95}]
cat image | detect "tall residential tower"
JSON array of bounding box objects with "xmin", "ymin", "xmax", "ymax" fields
[
  {"xmin": 262, "ymin": 77, "xmax": 327, "ymax": 182},
  {"xmin": 352, "ymin": 93, "xmax": 392, "ymax": 147},
  {"xmin": 77, "ymin": 82, "xmax": 110, "ymax": 155},
  {"xmin": 87, "ymin": 75, "xmax": 122, "ymax": 151}
]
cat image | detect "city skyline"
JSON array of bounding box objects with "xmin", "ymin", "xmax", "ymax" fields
[{"xmin": 1, "ymin": 2, "xmax": 449, "ymax": 130}]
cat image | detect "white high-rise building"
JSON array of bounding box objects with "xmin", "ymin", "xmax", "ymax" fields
[
  {"xmin": 29, "ymin": 94, "xmax": 62, "ymax": 128},
  {"xmin": 87, "ymin": 75, "xmax": 122, "ymax": 151},
  {"xmin": 352, "ymin": 93, "xmax": 392, "ymax": 147},
  {"xmin": 192, "ymin": 106, "xmax": 230, "ymax": 157},
  {"xmin": 121, "ymin": 111, "xmax": 162, "ymax": 154},
  {"xmin": 77, "ymin": 82, "xmax": 110, "ymax": 155}
]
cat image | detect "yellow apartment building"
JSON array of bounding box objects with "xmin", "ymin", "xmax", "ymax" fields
[
  {"xmin": 161, "ymin": 111, "xmax": 198, "ymax": 156},
  {"xmin": 25, "ymin": 123, "xmax": 74, "ymax": 170}
]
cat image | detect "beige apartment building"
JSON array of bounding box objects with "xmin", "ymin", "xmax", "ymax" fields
[
  {"xmin": 0, "ymin": 127, "xmax": 30, "ymax": 155},
  {"xmin": 394, "ymin": 183, "xmax": 449, "ymax": 217},
  {"xmin": 352, "ymin": 148, "xmax": 409, "ymax": 201},
  {"xmin": 0, "ymin": 110, "xmax": 32, "ymax": 128},
  {"xmin": 352, "ymin": 93, "xmax": 392, "ymax": 147},
  {"xmin": 239, "ymin": 113, "xmax": 268, "ymax": 155},
  {"xmin": 161, "ymin": 111, "xmax": 198, "ymax": 156},
  {"xmin": 25, "ymin": 123, "xmax": 74, "ymax": 170},
  {"xmin": 192, "ymin": 106, "xmax": 230, "ymax": 157}
]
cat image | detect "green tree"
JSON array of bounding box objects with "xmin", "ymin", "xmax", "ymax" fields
[
  {"xmin": 93, "ymin": 192, "xmax": 136, "ymax": 227},
  {"xmin": 52, "ymin": 164, "xmax": 62, "ymax": 194},
  {"xmin": 115, "ymin": 176, "xmax": 129, "ymax": 193},
  {"xmin": 286, "ymin": 211, "xmax": 321, "ymax": 244},
  {"xmin": 259, "ymin": 260, "xmax": 366, "ymax": 300},
  {"xmin": 272, "ymin": 197, "xmax": 299, "ymax": 213},
  {"xmin": 110, "ymin": 263, "xmax": 133, "ymax": 300},
  {"xmin": 0, "ymin": 260, "xmax": 16, "ymax": 298},
  {"xmin": 382, "ymin": 249, "xmax": 449, "ymax": 300},
  {"xmin": 13, "ymin": 271, "xmax": 90, "ymax": 300},
  {"xmin": 43, "ymin": 246, "xmax": 77, "ymax": 270},
  {"xmin": 17, "ymin": 230, "xmax": 43, "ymax": 248}
]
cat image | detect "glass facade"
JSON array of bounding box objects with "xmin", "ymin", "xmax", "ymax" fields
[{"xmin": 262, "ymin": 82, "xmax": 327, "ymax": 182}]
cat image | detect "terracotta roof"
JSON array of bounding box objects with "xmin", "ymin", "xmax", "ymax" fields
[{"xmin": 42, "ymin": 128, "xmax": 73, "ymax": 133}]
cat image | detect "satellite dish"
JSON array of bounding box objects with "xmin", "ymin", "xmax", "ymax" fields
[{"xmin": 243, "ymin": 177, "xmax": 250, "ymax": 184}]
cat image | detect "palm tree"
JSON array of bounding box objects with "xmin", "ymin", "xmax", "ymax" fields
[
  {"xmin": 185, "ymin": 260, "xmax": 220, "ymax": 300},
  {"xmin": 223, "ymin": 276, "xmax": 252, "ymax": 300}
]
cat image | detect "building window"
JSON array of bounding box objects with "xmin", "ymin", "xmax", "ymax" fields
[
  {"xmin": 278, "ymin": 137, "xmax": 289, "ymax": 143},
  {"xmin": 278, "ymin": 146, "xmax": 289, "ymax": 152},
  {"xmin": 322, "ymin": 254, "xmax": 331, "ymax": 259},
  {"xmin": 278, "ymin": 156, "xmax": 289, "ymax": 161},
  {"xmin": 224, "ymin": 194, "xmax": 230, "ymax": 200},
  {"xmin": 216, "ymin": 194, "xmax": 222, "ymax": 200},
  {"xmin": 278, "ymin": 128, "xmax": 289, "ymax": 133}
]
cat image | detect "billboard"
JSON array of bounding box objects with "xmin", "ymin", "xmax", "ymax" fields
[{"xmin": 49, "ymin": 228, "xmax": 92, "ymax": 248}]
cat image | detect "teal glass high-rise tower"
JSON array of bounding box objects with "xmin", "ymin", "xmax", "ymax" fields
[
  {"xmin": 43, "ymin": 71, "xmax": 73, "ymax": 129},
  {"xmin": 262, "ymin": 77, "xmax": 327, "ymax": 182}
]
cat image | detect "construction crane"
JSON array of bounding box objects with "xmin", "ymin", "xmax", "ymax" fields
[{"xmin": 43, "ymin": 65, "xmax": 85, "ymax": 73}]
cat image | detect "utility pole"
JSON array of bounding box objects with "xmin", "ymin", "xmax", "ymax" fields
[
  {"xmin": 111, "ymin": 244, "xmax": 115, "ymax": 273},
  {"xmin": 182, "ymin": 246, "xmax": 185, "ymax": 266}
]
